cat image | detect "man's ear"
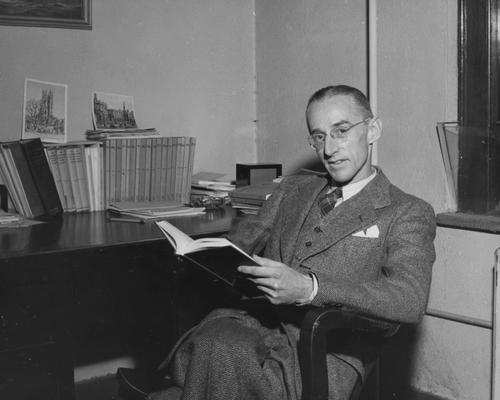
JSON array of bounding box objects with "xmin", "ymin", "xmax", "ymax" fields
[{"xmin": 367, "ymin": 118, "xmax": 382, "ymax": 144}]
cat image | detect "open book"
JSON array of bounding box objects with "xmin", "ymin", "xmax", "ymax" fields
[{"xmin": 156, "ymin": 220, "xmax": 261, "ymax": 297}]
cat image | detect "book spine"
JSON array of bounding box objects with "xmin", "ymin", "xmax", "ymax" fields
[
  {"xmin": 2, "ymin": 145, "xmax": 33, "ymax": 217},
  {"xmin": 137, "ymin": 139, "xmax": 146, "ymax": 201},
  {"xmin": 170, "ymin": 137, "xmax": 178, "ymax": 202},
  {"xmin": 144, "ymin": 138, "xmax": 152, "ymax": 201},
  {"xmin": 98, "ymin": 143, "xmax": 105, "ymax": 210},
  {"xmin": 45, "ymin": 146, "xmax": 66, "ymax": 211},
  {"xmin": 74, "ymin": 145, "xmax": 90, "ymax": 212},
  {"xmin": 0, "ymin": 146, "xmax": 25, "ymax": 215},
  {"xmin": 8, "ymin": 141, "xmax": 46, "ymax": 217},
  {"xmin": 127, "ymin": 138, "xmax": 137, "ymax": 202},
  {"xmin": 66, "ymin": 146, "xmax": 84, "ymax": 212},
  {"xmin": 56, "ymin": 147, "xmax": 76, "ymax": 212},
  {"xmin": 151, "ymin": 137, "xmax": 162, "ymax": 201},
  {"xmin": 159, "ymin": 137, "xmax": 168, "ymax": 201},
  {"xmin": 187, "ymin": 137, "xmax": 196, "ymax": 202},
  {"xmin": 174, "ymin": 137, "xmax": 184, "ymax": 202},
  {"xmin": 166, "ymin": 137, "xmax": 174, "ymax": 201},
  {"xmin": 20, "ymin": 139, "xmax": 63, "ymax": 216},
  {"xmin": 115, "ymin": 139, "xmax": 123, "ymax": 202},
  {"xmin": 109, "ymin": 139, "xmax": 116, "ymax": 204},
  {"xmin": 84, "ymin": 146, "xmax": 95, "ymax": 212}
]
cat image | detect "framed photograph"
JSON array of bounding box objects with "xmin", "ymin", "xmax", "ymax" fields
[
  {"xmin": 92, "ymin": 91, "xmax": 138, "ymax": 130},
  {"xmin": 23, "ymin": 78, "xmax": 67, "ymax": 144},
  {"xmin": 0, "ymin": 0, "xmax": 91, "ymax": 30}
]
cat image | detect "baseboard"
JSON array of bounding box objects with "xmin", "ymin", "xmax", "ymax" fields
[{"xmin": 405, "ymin": 387, "xmax": 451, "ymax": 400}]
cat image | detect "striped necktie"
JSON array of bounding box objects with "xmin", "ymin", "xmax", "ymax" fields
[{"xmin": 318, "ymin": 187, "xmax": 343, "ymax": 216}]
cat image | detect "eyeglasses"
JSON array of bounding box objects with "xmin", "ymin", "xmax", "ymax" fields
[{"xmin": 308, "ymin": 117, "xmax": 371, "ymax": 150}]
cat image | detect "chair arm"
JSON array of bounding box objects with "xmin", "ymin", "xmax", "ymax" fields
[{"xmin": 298, "ymin": 306, "xmax": 398, "ymax": 400}]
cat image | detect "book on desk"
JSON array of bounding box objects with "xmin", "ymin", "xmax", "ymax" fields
[{"xmin": 0, "ymin": 136, "xmax": 197, "ymax": 218}]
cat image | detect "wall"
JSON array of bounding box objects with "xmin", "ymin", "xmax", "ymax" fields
[
  {"xmin": 0, "ymin": 0, "xmax": 256, "ymax": 178},
  {"xmin": 0, "ymin": 0, "xmax": 255, "ymax": 380},
  {"xmin": 255, "ymin": 0, "xmax": 367, "ymax": 174},
  {"xmin": 255, "ymin": 0, "xmax": 493, "ymax": 399},
  {"xmin": 378, "ymin": 1, "xmax": 492, "ymax": 399}
]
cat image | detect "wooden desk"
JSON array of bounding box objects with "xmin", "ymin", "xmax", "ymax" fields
[{"xmin": 0, "ymin": 207, "xmax": 238, "ymax": 400}]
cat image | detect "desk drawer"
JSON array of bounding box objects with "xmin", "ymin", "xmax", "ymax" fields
[
  {"xmin": 0, "ymin": 258, "xmax": 71, "ymax": 351},
  {"xmin": 0, "ymin": 344, "xmax": 73, "ymax": 400}
]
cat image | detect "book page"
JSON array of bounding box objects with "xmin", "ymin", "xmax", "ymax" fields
[{"xmin": 156, "ymin": 220, "xmax": 193, "ymax": 254}]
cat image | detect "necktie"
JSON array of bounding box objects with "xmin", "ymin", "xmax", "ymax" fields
[{"xmin": 319, "ymin": 187, "xmax": 343, "ymax": 216}]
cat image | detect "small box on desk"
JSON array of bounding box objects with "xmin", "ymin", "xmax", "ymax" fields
[{"xmin": 236, "ymin": 163, "xmax": 282, "ymax": 187}]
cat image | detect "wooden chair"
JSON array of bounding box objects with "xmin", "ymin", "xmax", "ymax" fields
[{"xmin": 298, "ymin": 306, "xmax": 399, "ymax": 400}]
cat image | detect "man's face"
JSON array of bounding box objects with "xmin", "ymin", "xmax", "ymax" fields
[{"xmin": 306, "ymin": 95, "xmax": 379, "ymax": 185}]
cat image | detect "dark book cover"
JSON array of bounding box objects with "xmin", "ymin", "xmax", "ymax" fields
[
  {"xmin": 2, "ymin": 142, "xmax": 46, "ymax": 217},
  {"xmin": 229, "ymin": 181, "xmax": 279, "ymax": 201},
  {"xmin": 182, "ymin": 246, "xmax": 262, "ymax": 298},
  {"xmin": 20, "ymin": 138, "xmax": 63, "ymax": 216}
]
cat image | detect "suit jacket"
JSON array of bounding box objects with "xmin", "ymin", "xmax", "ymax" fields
[
  {"xmin": 229, "ymin": 168, "xmax": 436, "ymax": 324},
  {"xmin": 227, "ymin": 169, "xmax": 436, "ymax": 396}
]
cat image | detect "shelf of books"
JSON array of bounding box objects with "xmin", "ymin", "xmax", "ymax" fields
[{"xmin": 0, "ymin": 137, "xmax": 196, "ymax": 217}]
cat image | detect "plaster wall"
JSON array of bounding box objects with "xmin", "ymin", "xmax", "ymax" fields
[
  {"xmin": 255, "ymin": 0, "xmax": 493, "ymax": 399},
  {"xmin": 0, "ymin": 0, "xmax": 256, "ymax": 177},
  {"xmin": 255, "ymin": 0, "xmax": 367, "ymax": 174}
]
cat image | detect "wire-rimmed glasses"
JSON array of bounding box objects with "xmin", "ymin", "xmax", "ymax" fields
[{"xmin": 308, "ymin": 117, "xmax": 371, "ymax": 150}]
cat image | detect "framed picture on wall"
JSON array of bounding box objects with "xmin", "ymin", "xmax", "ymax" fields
[
  {"xmin": 22, "ymin": 78, "xmax": 67, "ymax": 144},
  {"xmin": 0, "ymin": 0, "xmax": 91, "ymax": 30}
]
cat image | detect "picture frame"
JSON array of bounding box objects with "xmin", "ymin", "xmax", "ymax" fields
[
  {"xmin": 0, "ymin": 0, "xmax": 91, "ymax": 30},
  {"xmin": 23, "ymin": 78, "xmax": 67, "ymax": 144}
]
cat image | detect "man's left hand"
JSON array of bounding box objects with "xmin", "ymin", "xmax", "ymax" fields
[{"xmin": 238, "ymin": 255, "xmax": 313, "ymax": 305}]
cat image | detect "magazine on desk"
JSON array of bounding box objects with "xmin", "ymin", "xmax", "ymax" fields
[{"xmin": 155, "ymin": 220, "xmax": 261, "ymax": 297}]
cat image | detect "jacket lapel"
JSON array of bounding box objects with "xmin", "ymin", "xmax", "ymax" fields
[{"xmin": 298, "ymin": 170, "xmax": 392, "ymax": 260}]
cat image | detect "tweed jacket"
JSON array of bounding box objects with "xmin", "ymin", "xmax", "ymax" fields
[{"xmin": 229, "ymin": 169, "xmax": 436, "ymax": 324}]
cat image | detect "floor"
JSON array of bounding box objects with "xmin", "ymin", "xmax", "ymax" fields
[
  {"xmin": 75, "ymin": 374, "xmax": 447, "ymax": 400},
  {"xmin": 76, "ymin": 375, "xmax": 121, "ymax": 400}
]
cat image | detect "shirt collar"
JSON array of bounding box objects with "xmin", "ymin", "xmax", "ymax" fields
[{"xmin": 327, "ymin": 167, "xmax": 377, "ymax": 202}]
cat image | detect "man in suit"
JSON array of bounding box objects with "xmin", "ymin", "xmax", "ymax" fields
[{"xmin": 149, "ymin": 85, "xmax": 436, "ymax": 400}]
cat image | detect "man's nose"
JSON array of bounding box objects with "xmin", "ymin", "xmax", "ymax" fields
[{"xmin": 323, "ymin": 135, "xmax": 341, "ymax": 157}]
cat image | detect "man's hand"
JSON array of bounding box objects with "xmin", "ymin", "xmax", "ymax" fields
[{"xmin": 238, "ymin": 255, "xmax": 313, "ymax": 305}]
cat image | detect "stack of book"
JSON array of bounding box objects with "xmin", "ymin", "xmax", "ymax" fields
[
  {"xmin": 45, "ymin": 141, "xmax": 104, "ymax": 213},
  {"xmin": 229, "ymin": 181, "xmax": 280, "ymax": 214},
  {"xmin": 85, "ymin": 127, "xmax": 160, "ymax": 140},
  {"xmin": 0, "ymin": 138, "xmax": 62, "ymax": 218},
  {"xmin": 102, "ymin": 136, "xmax": 196, "ymax": 205}
]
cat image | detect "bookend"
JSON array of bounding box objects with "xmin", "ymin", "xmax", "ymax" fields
[{"xmin": 236, "ymin": 163, "xmax": 282, "ymax": 187}]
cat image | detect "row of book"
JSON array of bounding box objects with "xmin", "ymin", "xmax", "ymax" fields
[
  {"xmin": 103, "ymin": 136, "xmax": 196, "ymax": 205},
  {"xmin": 0, "ymin": 136, "xmax": 196, "ymax": 218},
  {"xmin": 45, "ymin": 141, "xmax": 104, "ymax": 213}
]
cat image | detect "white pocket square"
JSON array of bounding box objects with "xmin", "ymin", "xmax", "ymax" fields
[{"xmin": 352, "ymin": 225, "xmax": 380, "ymax": 238}]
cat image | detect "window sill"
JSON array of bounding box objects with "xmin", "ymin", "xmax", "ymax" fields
[{"xmin": 437, "ymin": 212, "xmax": 500, "ymax": 233}]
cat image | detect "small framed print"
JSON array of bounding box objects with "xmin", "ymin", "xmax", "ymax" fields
[{"xmin": 23, "ymin": 78, "xmax": 67, "ymax": 144}]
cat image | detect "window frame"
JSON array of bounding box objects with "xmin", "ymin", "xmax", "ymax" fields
[{"xmin": 458, "ymin": 0, "xmax": 500, "ymax": 214}]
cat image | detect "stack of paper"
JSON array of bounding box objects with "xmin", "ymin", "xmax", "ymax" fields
[{"xmin": 108, "ymin": 201, "xmax": 205, "ymax": 220}]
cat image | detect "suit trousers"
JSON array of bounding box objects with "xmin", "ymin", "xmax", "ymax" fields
[{"xmin": 148, "ymin": 308, "xmax": 358, "ymax": 400}]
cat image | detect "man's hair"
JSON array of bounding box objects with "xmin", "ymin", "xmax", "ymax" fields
[{"xmin": 306, "ymin": 85, "xmax": 373, "ymax": 119}]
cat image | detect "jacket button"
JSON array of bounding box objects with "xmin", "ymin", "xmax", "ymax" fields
[{"xmin": 305, "ymin": 241, "xmax": 312, "ymax": 247}]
